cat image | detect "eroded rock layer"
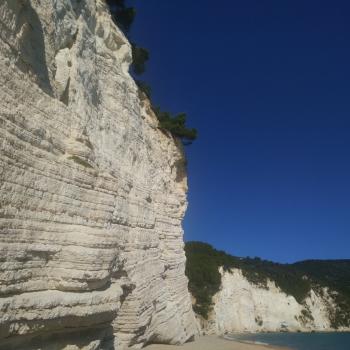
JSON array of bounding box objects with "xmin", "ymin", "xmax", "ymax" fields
[{"xmin": 0, "ymin": 1, "xmax": 197, "ymax": 348}]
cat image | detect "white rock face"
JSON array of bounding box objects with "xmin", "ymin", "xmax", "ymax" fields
[
  {"xmin": 0, "ymin": 0, "xmax": 197, "ymax": 348},
  {"xmin": 200, "ymin": 268, "xmax": 340, "ymax": 334}
]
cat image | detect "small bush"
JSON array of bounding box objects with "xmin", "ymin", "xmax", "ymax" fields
[
  {"xmin": 131, "ymin": 44, "xmax": 149, "ymax": 75},
  {"xmin": 106, "ymin": 0, "xmax": 136, "ymax": 32},
  {"xmin": 301, "ymin": 308, "xmax": 314, "ymax": 321},
  {"xmin": 153, "ymin": 107, "xmax": 197, "ymax": 143}
]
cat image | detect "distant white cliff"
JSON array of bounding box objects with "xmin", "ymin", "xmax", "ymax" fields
[{"xmin": 198, "ymin": 267, "xmax": 349, "ymax": 334}]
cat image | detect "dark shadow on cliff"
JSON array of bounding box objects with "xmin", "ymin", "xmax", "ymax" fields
[
  {"xmin": 3, "ymin": 0, "xmax": 53, "ymax": 95},
  {"xmin": 0, "ymin": 325, "xmax": 116, "ymax": 350}
]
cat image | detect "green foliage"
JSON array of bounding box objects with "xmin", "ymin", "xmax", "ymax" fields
[
  {"xmin": 107, "ymin": 0, "xmax": 136, "ymax": 32},
  {"xmin": 185, "ymin": 242, "xmax": 350, "ymax": 320},
  {"xmin": 293, "ymin": 260, "xmax": 350, "ymax": 328},
  {"xmin": 131, "ymin": 44, "xmax": 149, "ymax": 75},
  {"xmin": 185, "ymin": 243, "xmax": 221, "ymax": 318},
  {"xmin": 106, "ymin": 2, "xmax": 148, "ymax": 76},
  {"xmin": 106, "ymin": 1, "xmax": 197, "ymax": 144},
  {"xmin": 153, "ymin": 107, "xmax": 197, "ymax": 143},
  {"xmin": 301, "ymin": 308, "xmax": 314, "ymax": 321},
  {"xmin": 136, "ymin": 80, "xmax": 152, "ymax": 98}
]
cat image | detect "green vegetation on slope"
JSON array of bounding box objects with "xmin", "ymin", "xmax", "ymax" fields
[
  {"xmin": 185, "ymin": 241, "xmax": 350, "ymax": 326},
  {"xmin": 185, "ymin": 242, "xmax": 223, "ymax": 318},
  {"xmin": 293, "ymin": 260, "xmax": 350, "ymax": 328},
  {"xmin": 131, "ymin": 44, "xmax": 149, "ymax": 75}
]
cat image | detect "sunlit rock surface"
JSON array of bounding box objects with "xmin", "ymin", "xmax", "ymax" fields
[
  {"xmin": 200, "ymin": 268, "xmax": 344, "ymax": 334},
  {"xmin": 0, "ymin": 1, "xmax": 197, "ymax": 348}
]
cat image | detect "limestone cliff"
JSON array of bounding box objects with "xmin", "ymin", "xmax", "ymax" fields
[
  {"xmin": 0, "ymin": 1, "xmax": 197, "ymax": 349},
  {"xmin": 185, "ymin": 242, "xmax": 350, "ymax": 335},
  {"xmin": 201, "ymin": 268, "xmax": 343, "ymax": 334}
]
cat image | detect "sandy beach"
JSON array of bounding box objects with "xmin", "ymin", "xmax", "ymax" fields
[{"xmin": 145, "ymin": 335, "xmax": 288, "ymax": 350}]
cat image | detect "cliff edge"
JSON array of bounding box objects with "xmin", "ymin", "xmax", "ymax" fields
[{"xmin": 0, "ymin": 1, "xmax": 197, "ymax": 349}]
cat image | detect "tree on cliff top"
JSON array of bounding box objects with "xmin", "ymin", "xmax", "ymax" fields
[
  {"xmin": 106, "ymin": 0, "xmax": 197, "ymax": 144},
  {"xmin": 106, "ymin": 0, "xmax": 135, "ymax": 32}
]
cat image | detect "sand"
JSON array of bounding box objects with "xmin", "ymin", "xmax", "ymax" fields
[{"xmin": 144, "ymin": 335, "xmax": 289, "ymax": 350}]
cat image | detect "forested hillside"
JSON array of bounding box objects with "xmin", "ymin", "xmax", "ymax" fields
[{"xmin": 185, "ymin": 241, "xmax": 350, "ymax": 328}]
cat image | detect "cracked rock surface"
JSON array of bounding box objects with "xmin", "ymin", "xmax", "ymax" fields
[{"xmin": 0, "ymin": 1, "xmax": 197, "ymax": 348}]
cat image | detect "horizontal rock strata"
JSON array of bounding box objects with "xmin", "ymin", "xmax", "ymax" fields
[{"xmin": 0, "ymin": 0, "xmax": 197, "ymax": 349}]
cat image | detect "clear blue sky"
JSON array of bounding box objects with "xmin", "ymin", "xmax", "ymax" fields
[{"xmin": 130, "ymin": 0, "xmax": 350, "ymax": 263}]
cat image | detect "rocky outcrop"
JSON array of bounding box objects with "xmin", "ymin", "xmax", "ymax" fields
[
  {"xmin": 199, "ymin": 268, "xmax": 345, "ymax": 334},
  {"xmin": 0, "ymin": 1, "xmax": 197, "ymax": 349}
]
